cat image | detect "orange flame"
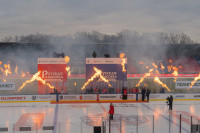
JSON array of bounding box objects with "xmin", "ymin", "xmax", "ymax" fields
[
  {"xmin": 139, "ymin": 61, "xmax": 144, "ymax": 65},
  {"xmin": 65, "ymin": 56, "xmax": 71, "ymax": 76},
  {"xmin": 152, "ymin": 63, "xmax": 159, "ymax": 74},
  {"xmin": 168, "ymin": 65, "xmax": 179, "ymax": 82},
  {"xmin": 167, "ymin": 65, "xmax": 172, "ymax": 72},
  {"xmin": 15, "ymin": 65, "xmax": 18, "ymax": 74},
  {"xmin": 21, "ymin": 71, "xmax": 26, "ymax": 77},
  {"xmin": 152, "ymin": 63, "xmax": 158, "ymax": 69},
  {"xmin": 121, "ymin": 59, "xmax": 126, "ymax": 72},
  {"xmin": 65, "ymin": 67, "xmax": 71, "ymax": 76},
  {"xmin": 65, "ymin": 56, "xmax": 70, "ymax": 63},
  {"xmin": 3, "ymin": 64, "xmax": 12, "ymax": 76},
  {"xmin": 74, "ymin": 82, "xmax": 76, "ymax": 87},
  {"xmin": 160, "ymin": 63, "xmax": 165, "ymax": 70},
  {"xmin": 81, "ymin": 67, "xmax": 111, "ymax": 90},
  {"xmin": 172, "ymin": 70, "xmax": 178, "ymax": 82},
  {"xmin": 18, "ymin": 71, "xmax": 55, "ymax": 91},
  {"xmin": 120, "ymin": 53, "xmax": 126, "ymax": 72},
  {"xmin": 119, "ymin": 53, "xmax": 125, "ymax": 58},
  {"xmin": 169, "ymin": 59, "xmax": 172, "ymax": 63},
  {"xmin": 188, "ymin": 73, "xmax": 200, "ymax": 90},
  {"xmin": 136, "ymin": 69, "xmax": 153, "ymax": 87},
  {"xmin": 154, "ymin": 77, "xmax": 171, "ymax": 91}
]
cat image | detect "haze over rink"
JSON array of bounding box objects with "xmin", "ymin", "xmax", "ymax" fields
[{"xmin": 0, "ymin": 101, "xmax": 199, "ymax": 133}]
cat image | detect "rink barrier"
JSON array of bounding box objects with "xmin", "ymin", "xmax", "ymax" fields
[
  {"xmin": 0, "ymin": 95, "xmax": 56, "ymax": 103},
  {"xmin": 0, "ymin": 93, "xmax": 200, "ymax": 103},
  {"xmin": 19, "ymin": 127, "xmax": 31, "ymax": 131},
  {"xmin": 0, "ymin": 127, "xmax": 8, "ymax": 132},
  {"xmin": 42, "ymin": 126, "xmax": 54, "ymax": 130}
]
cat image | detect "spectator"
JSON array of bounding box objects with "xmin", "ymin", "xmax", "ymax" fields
[
  {"xmin": 109, "ymin": 103, "xmax": 114, "ymax": 120},
  {"xmin": 92, "ymin": 51, "xmax": 97, "ymax": 58}
]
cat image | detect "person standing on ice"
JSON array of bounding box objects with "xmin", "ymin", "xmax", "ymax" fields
[
  {"xmin": 109, "ymin": 103, "xmax": 114, "ymax": 120},
  {"xmin": 169, "ymin": 95, "xmax": 173, "ymax": 110},
  {"xmin": 146, "ymin": 88, "xmax": 151, "ymax": 102}
]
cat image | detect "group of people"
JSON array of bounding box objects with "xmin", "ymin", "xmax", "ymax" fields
[
  {"xmin": 108, "ymin": 95, "xmax": 173, "ymax": 121},
  {"xmin": 141, "ymin": 88, "xmax": 151, "ymax": 102}
]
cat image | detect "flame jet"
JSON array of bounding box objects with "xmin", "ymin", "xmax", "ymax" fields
[
  {"xmin": 136, "ymin": 69, "xmax": 153, "ymax": 87},
  {"xmin": 81, "ymin": 67, "xmax": 111, "ymax": 90},
  {"xmin": 18, "ymin": 71, "xmax": 55, "ymax": 92},
  {"xmin": 119, "ymin": 53, "xmax": 126, "ymax": 73},
  {"xmin": 65, "ymin": 56, "xmax": 71, "ymax": 76},
  {"xmin": 154, "ymin": 77, "xmax": 171, "ymax": 91},
  {"xmin": 188, "ymin": 73, "xmax": 200, "ymax": 90}
]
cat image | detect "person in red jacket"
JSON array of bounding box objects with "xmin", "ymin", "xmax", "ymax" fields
[{"xmin": 109, "ymin": 103, "xmax": 114, "ymax": 120}]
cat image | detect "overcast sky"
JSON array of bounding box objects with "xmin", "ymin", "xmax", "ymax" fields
[{"xmin": 0, "ymin": 0, "xmax": 200, "ymax": 42}]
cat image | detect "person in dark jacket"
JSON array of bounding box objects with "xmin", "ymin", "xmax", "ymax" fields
[
  {"xmin": 141, "ymin": 88, "xmax": 146, "ymax": 101},
  {"xmin": 92, "ymin": 51, "xmax": 97, "ymax": 58},
  {"xmin": 146, "ymin": 88, "xmax": 151, "ymax": 102},
  {"xmin": 109, "ymin": 103, "xmax": 114, "ymax": 120},
  {"xmin": 169, "ymin": 95, "xmax": 173, "ymax": 110}
]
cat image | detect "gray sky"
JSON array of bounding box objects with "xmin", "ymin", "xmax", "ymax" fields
[{"xmin": 0, "ymin": 0, "xmax": 200, "ymax": 42}]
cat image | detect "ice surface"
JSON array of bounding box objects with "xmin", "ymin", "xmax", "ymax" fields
[{"xmin": 0, "ymin": 101, "xmax": 199, "ymax": 133}]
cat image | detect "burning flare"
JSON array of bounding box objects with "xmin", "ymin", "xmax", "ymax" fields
[
  {"xmin": 18, "ymin": 71, "xmax": 55, "ymax": 92},
  {"xmin": 154, "ymin": 77, "xmax": 171, "ymax": 91},
  {"xmin": 81, "ymin": 67, "xmax": 111, "ymax": 90}
]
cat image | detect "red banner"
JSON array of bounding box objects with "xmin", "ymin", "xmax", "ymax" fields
[
  {"xmin": 68, "ymin": 74, "xmax": 199, "ymax": 78},
  {"xmin": 38, "ymin": 58, "xmax": 67, "ymax": 94}
]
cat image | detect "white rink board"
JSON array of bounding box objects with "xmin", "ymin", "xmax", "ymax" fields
[{"xmin": 0, "ymin": 95, "xmax": 56, "ymax": 102}]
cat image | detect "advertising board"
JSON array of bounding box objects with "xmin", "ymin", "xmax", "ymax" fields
[{"xmin": 38, "ymin": 58, "xmax": 68, "ymax": 94}]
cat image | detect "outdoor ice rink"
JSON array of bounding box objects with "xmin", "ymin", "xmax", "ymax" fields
[{"xmin": 0, "ymin": 101, "xmax": 199, "ymax": 133}]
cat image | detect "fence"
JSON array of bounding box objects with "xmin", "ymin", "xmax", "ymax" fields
[{"xmin": 0, "ymin": 114, "xmax": 198, "ymax": 133}]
